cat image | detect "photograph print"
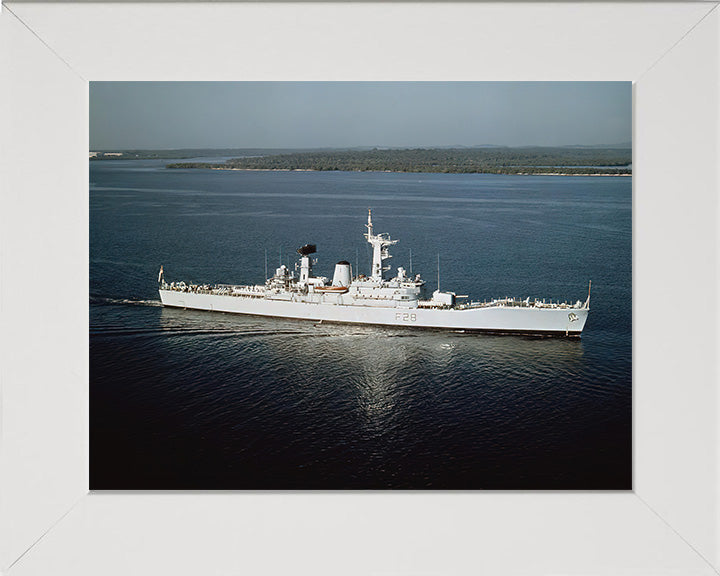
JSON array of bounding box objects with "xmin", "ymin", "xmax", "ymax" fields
[{"xmin": 90, "ymin": 81, "xmax": 632, "ymax": 489}]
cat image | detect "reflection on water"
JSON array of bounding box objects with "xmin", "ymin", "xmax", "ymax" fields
[
  {"xmin": 92, "ymin": 290, "xmax": 621, "ymax": 490},
  {"xmin": 124, "ymin": 305, "xmax": 604, "ymax": 487}
]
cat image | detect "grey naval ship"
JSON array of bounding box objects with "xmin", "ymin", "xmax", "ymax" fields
[{"xmin": 159, "ymin": 210, "xmax": 590, "ymax": 337}]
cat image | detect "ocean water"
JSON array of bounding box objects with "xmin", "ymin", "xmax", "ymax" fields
[{"xmin": 90, "ymin": 160, "xmax": 631, "ymax": 489}]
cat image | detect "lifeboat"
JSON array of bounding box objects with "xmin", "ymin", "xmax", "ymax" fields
[{"xmin": 314, "ymin": 286, "xmax": 349, "ymax": 294}]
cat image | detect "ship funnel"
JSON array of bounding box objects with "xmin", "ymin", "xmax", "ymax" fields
[
  {"xmin": 297, "ymin": 244, "xmax": 317, "ymax": 256},
  {"xmin": 332, "ymin": 261, "xmax": 352, "ymax": 287}
]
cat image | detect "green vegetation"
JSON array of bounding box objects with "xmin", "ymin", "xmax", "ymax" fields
[{"xmin": 166, "ymin": 147, "xmax": 632, "ymax": 175}]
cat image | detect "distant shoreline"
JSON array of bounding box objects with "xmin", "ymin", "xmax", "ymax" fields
[
  {"xmin": 189, "ymin": 167, "xmax": 631, "ymax": 177},
  {"xmin": 90, "ymin": 146, "xmax": 632, "ymax": 177},
  {"xmin": 164, "ymin": 147, "xmax": 632, "ymax": 176}
]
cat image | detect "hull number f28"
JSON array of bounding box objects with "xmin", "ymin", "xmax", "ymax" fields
[{"xmin": 396, "ymin": 312, "xmax": 417, "ymax": 322}]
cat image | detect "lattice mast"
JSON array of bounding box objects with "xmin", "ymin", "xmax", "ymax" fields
[{"xmin": 364, "ymin": 208, "xmax": 398, "ymax": 281}]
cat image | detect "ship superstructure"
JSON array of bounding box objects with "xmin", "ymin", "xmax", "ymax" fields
[{"xmin": 159, "ymin": 210, "xmax": 590, "ymax": 336}]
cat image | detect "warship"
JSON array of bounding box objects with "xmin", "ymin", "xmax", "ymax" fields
[{"xmin": 159, "ymin": 210, "xmax": 590, "ymax": 337}]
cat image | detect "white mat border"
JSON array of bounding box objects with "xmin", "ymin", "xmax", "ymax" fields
[{"xmin": 1, "ymin": 2, "xmax": 718, "ymax": 574}]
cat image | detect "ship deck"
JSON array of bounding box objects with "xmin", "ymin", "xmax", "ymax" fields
[{"xmin": 160, "ymin": 283, "xmax": 584, "ymax": 312}]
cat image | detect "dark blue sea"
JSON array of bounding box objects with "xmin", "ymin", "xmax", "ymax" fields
[{"xmin": 90, "ymin": 159, "xmax": 632, "ymax": 489}]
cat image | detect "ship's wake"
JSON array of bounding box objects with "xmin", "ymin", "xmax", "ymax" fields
[{"xmin": 90, "ymin": 296, "xmax": 164, "ymax": 307}]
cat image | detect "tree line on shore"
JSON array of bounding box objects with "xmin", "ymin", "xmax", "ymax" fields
[{"xmin": 166, "ymin": 147, "xmax": 632, "ymax": 175}]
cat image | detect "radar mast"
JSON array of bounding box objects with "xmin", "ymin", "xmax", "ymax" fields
[{"xmin": 364, "ymin": 208, "xmax": 398, "ymax": 281}]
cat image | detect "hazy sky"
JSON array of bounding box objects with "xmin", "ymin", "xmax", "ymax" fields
[{"xmin": 90, "ymin": 82, "xmax": 631, "ymax": 150}]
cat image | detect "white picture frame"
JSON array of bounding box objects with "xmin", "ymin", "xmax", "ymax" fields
[{"xmin": 1, "ymin": 2, "xmax": 718, "ymax": 574}]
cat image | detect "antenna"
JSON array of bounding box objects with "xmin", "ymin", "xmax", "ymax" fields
[
  {"xmin": 585, "ymin": 280, "xmax": 592, "ymax": 309},
  {"xmin": 409, "ymin": 249, "xmax": 413, "ymax": 275},
  {"xmin": 279, "ymin": 247, "xmax": 282, "ymax": 267},
  {"xmin": 437, "ymin": 253, "xmax": 440, "ymax": 292},
  {"xmin": 356, "ymin": 247, "xmax": 359, "ymax": 280},
  {"xmin": 264, "ymin": 249, "xmax": 268, "ymax": 280}
]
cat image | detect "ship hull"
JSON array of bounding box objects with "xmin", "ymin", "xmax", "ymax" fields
[{"xmin": 159, "ymin": 289, "xmax": 588, "ymax": 337}]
